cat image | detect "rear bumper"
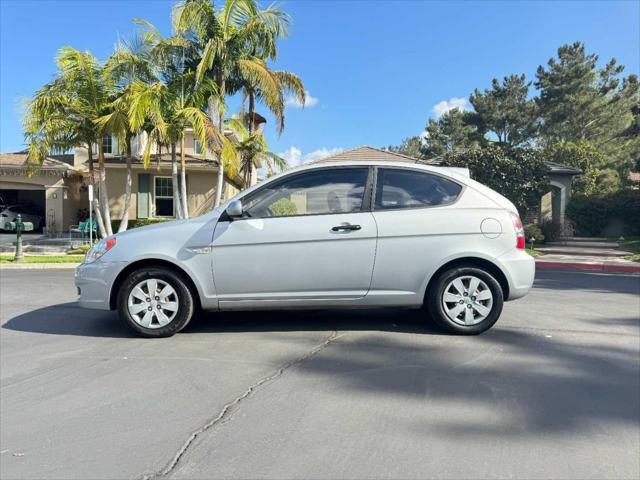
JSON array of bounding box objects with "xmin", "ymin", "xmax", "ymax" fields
[
  {"xmin": 498, "ymin": 249, "xmax": 536, "ymax": 300},
  {"xmin": 75, "ymin": 260, "xmax": 127, "ymax": 310}
]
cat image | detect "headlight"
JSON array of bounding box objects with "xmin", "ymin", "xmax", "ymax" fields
[{"xmin": 84, "ymin": 237, "xmax": 117, "ymax": 264}]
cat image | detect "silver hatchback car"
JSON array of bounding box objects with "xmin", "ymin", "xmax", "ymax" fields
[{"xmin": 75, "ymin": 161, "xmax": 535, "ymax": 337}]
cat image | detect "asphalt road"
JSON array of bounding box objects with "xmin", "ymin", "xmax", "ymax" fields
[{"xmin": 1, "ymin": 268, "xmax": 639, "ymax": 480}]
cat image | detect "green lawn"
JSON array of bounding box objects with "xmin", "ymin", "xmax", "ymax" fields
[
  {"xmin": 0, "ymin": 255, "xmax": 85, "ymax": 264},
  {"xmin": 619, "ymin": 238, "xmax": 640, "ymax": 262},
  {"xmin": 526, "ymin": 248, "xmax": 544, "ymax": 258}
]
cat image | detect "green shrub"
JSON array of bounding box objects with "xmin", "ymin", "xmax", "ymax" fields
[
  {"xmin": 567, "ymin": 189, "xmax": 640, "ymax": 236},
  {"xmin": 67, "ymin": 243, "xmax": 91, "ymax": 255},
  {"xmin": 270, "ymin": 198, "xmax": 298, "ymax": 216},
  {"xmin": 540, "ymin": 220, "xmax": 563, "ymax": 242},
  {"xmin": 524, "ymin": 225, "xmax": 545, "ymax": 244},
  {"xmin": 110, "ymin": 218, "xmax": 168, "ymax": 232}
]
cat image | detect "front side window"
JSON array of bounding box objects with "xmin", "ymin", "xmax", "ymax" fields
[
  {"xmin": 375, "ymin": 168, "xmax": 462, "ymax": 210},
  {"xmin": 154, "ymin": 177, "xmax": 174, "ymax": 217},
  {"xmin": 242, "ymin": 168, "xmax": 369, "ymax": 218},
  {"xmin": 194, "ymin": 139, "xmax": 203, "ymax": 155}
]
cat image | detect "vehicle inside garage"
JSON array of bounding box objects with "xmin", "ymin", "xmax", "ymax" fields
[{"xmin": 0, "ymin": 187, "xmax": 46, "ymax": 231}]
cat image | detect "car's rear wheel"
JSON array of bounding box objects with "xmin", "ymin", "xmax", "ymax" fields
[
  {"xmin": 117, "ymin": 267, "xmax": 195, "ymax": 338},
  {"xmin": 426, "ymin": 266, "xmax": 504, "ymax": 335}
]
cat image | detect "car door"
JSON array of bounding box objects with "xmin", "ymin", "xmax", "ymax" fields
[
  {"xmin": 211, "ymin": 166, "xmax": 378, "ymax": 308},
  {"xmin": 369, "ymin": 167, "xmax": 466, "ymax": 304}
]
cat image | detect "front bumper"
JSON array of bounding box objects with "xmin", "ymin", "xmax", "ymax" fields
[
  {"xmin": 497, "ymin": 249, "xmax": 536, "ymax": 300},
  {"xmin": 75, "ymin": 260, "xmax": 127, "ymax": 310}
]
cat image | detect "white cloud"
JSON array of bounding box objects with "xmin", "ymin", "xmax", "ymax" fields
[
  {"xmin": 431, "ymin": 97, "xmax": 470, "ymax": 118},
  {"xmin": 279, "ymin": 146, "xmax": 343, "ymax": 167},
  {"xmin": 285, "ymin": 90, "xmax": 319, "ymax": 108}
]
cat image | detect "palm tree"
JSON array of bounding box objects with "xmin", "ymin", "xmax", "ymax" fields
[
  {"xmin": 24, "ymin": 47, "xmax": 114, "ymax": 237},
  {"xmin": 236, "ymin": 61, "xmax": 305, "ymax": 184},
  {"xmin": 173, "ymin": 0, "xmax": 293, "ymax": 206},
  {"xmin": 227, "ymin": 117, "xmax": 286, "ymax": 182},
  {"xmin": 99, "ymin": 35, "xmax": 159, "ymax": 231},
  {"xmin": 127, "ymin": 74, "xmax": 229, "ymax": 219}
]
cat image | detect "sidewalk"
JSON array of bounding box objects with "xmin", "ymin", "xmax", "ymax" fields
[
  {"xmin": 0, "ymin": 262, "xmax": 80, "ymax": 269},
  {"xmin": 536, "ymin": 254, "xmax": 640, "ymax": 273}
]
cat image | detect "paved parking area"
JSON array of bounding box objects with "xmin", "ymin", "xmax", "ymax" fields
[{"xmin": 1, "ymin": 269, "xmax": 639, "ymax": 479}]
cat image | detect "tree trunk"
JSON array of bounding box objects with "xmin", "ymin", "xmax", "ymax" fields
[
  {"xmin": 211, "ymin": 88, "xmax": 225, "ymax": 208},
  {"xmin": 246, "ymin": 91, "xmax": 255, "ymax": 187},
  {"xmin": 171, "ymin": 143, "xmax": 184, "ymax": 219},
  {"xmin": 97, "ymin": 138, "xmax": 113, "ymax": 236},
  {"xmin": 118, "ymin": 138, "xmax": 133, "ymax": 233},
  {"xmin": 180, "ymin": 133, "xmax": 189, "ymax": 218},
  {"xmin": 88, "ymin": 147, "xmax": 107, "ymax": 238}
]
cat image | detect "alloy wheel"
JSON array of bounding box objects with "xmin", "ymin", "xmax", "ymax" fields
[
  {"xmin": 127, "ymin": 278, "xmax": 179, "ymax": 329},
  {"xmin": 442, "ymin": 275, "xmax": 494, "ymax": 326}
]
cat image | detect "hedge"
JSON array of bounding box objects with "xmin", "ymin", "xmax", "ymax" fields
[
  {"xmin": 110, "ymin": 218, "xmax": 168, "ymax": 233},
  {"xmin": 566, "ymin": 189, "xmax": 640, "ymax": 236}
]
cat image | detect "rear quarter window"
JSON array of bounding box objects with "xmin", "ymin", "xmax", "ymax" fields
[{"xmin": 375, "ymin": 168, "xmax": 462, "ymax": 210}]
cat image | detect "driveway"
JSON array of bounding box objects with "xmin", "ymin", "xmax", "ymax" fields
[{"xmin": 1, "ymin": 269, "xmax": 639, "ymax": 479}]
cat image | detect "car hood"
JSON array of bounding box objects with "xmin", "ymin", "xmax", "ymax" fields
[{"xmin": 114, "ymin": 207, "xmax": 224, "ymax": 240}]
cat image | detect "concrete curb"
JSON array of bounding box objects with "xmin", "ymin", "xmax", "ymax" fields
[
  {"xmin": 0, "ymin": 263, "xmax": 80, "ymax": 270},
  {"xmin": 536, "ymin": 260, "xmax": 640, "ymax": 274}
]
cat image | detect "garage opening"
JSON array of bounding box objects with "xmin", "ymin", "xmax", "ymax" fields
[{"xmin": 0, "ymin": 187, "xmax": 46, "ymax": 231}]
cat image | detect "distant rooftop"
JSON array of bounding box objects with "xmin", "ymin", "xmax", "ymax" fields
[
  {"xmin": 316, "ymin": 145, "xmax": 581, "ymax": 176},
  {"xmin": 315, "ymin": 146, "xmax": 442, "ymax": 165}
]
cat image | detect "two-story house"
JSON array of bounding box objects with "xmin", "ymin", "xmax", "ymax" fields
[{"xmin": 0, "ymin": 128, "xmax": 247, "ymax": 233}]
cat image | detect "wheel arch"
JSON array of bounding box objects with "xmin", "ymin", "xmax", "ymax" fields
[
  {"xmin": 109, "ymin": 258, "xmax": 202, "ymax": 311},
  {"xmin": 423, "ymin": 256, "xmax": 510, "ymax": 302}
]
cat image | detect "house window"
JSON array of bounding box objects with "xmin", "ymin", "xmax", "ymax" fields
[
  {"xmin": 194, "ymin": 139, "xmax": 203, "ymax": 155},
  {"xmin": 91, "ymin": 134, "xmax": 116, "ymax": 155},
  {"xmin": 102, "ymin": 134, "xmax": 113, "ymax": 154},
  {"xmin": 154, "ymin": 176, "xmax": 174, "ymax": 217}
]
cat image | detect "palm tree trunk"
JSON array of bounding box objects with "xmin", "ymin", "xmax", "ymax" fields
[
  {"xmin": 171, "ymin": 143, "xmax": 184, "ymax": 219},
  {"xmin": 211, "ymin": 89, "xmax": 225, "ymax": 208},
  {"xmin": 97, "ymin": 139, "xmax": 113, "ymax": 236},
  {"xmin": 88, "ymin": 147, "xmax": 107, "ymax": 238},
  {"xmin": 118, "ymin": 138, "xmax": 133, "ymax": 233},
  {"xmin": 180, "ymin": 133, "xmax": 189, "ymax": 218},
  {"xmin": 246, "ymin": 91, "xmax": 255, "ymax": 187}
]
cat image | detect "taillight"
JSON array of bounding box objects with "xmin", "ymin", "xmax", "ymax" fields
[{"xmin": 511, "ymin": 213, "xmax": 525, "ymax": 250}]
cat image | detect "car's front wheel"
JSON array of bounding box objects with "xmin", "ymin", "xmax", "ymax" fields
[
  {"xmin": 426, "ymin": 266, "xmax": 504, "ymax": 335},
  {"xmin": 117, "ymin": 267, "xmax": 195, "ymax": 337}
]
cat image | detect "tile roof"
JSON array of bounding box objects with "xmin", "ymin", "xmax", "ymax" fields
[
  {"xmin": 0, "ymin": 152, "xmax": 75, "ymax": 170},
  {"xmin": 101, "ymin": 153, "xmax": 217, "ymax": 167},
  {"xmin": 544, "ymin": 160, "xmax": 582, "ymax": 175},
  {"xmin": 315, "ymin": 146, "xmax": 442, "ymax": 165},
  {"xmin": 317, "ymin": 146, "xmax": 582, "ymax": 177}
]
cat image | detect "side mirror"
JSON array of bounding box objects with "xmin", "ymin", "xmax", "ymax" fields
[{"xmin": 225, "ymin": 199, "xmax": 243, "ymax": 218}]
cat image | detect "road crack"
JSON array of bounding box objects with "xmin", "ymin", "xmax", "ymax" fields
[{"xmin": 141, "ymin": 330, "xmax": 343, "ymax": 480}]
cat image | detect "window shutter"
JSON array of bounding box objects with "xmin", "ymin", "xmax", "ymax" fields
[{"xmin": 137, "ymin": 173, "xmax": 150, "ymax": 218}]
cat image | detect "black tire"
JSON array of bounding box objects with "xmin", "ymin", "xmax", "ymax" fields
[
  {"xmin": 426, "ymin": 266, "xmax": 504, "ymax": 335},
  {"xmin": 117, "ymin": 266, "xmax": 195, "ymax": 338}
]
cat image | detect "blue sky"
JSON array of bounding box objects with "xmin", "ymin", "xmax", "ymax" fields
[{"xmin": 1, "ymin": 0, "xmax": 639, "ymax": 165}]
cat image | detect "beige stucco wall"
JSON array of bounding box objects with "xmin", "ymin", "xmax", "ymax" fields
[
  {"xmin": 105, "ymin": 168, "xmax": 138, "ymax": 220},
  {"xmin": 104, "ymin": 166, "xmax": 227, "ymax": 220}
]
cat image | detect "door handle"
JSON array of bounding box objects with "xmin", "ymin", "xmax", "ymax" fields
[{"xmin": 331, "ymin": 223, "xmax": 362, "ymax": 232}]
